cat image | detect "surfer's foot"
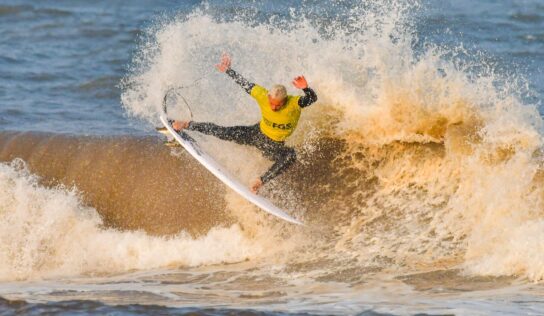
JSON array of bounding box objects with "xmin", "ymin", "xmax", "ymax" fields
[
  {"xmin": 250, "ymin": 178, "xmax": 263, "ymax": 194},
  {"xmin": 172, "ymin": 120, "xmax": 190, "ymax": 132}
]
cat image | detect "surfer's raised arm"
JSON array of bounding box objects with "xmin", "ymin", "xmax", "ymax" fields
[
  {"xmin": 293, "ymin": 75, "xmax": 318, "ymax": 108},
  {"xmin": 215, "ymin": 53, "xmax": 255, "ymax": 94},
  {"xmin": 225, "ymin": 68, "xmax": 255, "ymax": 94}
]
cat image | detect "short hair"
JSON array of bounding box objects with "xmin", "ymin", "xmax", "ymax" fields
[{"xmin": 268, "ymin": 84, "xmax": 287, "ymax": 100}]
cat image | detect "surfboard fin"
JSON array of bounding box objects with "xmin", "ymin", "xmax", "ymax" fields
[
  {"xmin": 164, "ymin": 140, "xmax": 182, "ymax": 148},
  {"xmin": 156, "ymin": 127, "xmax": 170, "ymax": 136}
]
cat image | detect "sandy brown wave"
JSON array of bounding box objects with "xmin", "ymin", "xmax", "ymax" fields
[{"xmin": 0, "ymin": 131, "xmax": 229, "ymax": 236}]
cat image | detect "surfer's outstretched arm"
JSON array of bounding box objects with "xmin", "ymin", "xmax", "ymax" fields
[
  {"xmin": 298, "ymin": 87, "xmax": 318, "ymax": 107},
  {"xmin": 215, "ymin": 53, "xmax": 255, "ymax": 94},
  {"xmin": 225, "ymin": 68, "xmax": 255, "ymax": 94}
]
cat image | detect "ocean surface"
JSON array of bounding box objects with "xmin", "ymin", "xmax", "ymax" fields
[{"xmin": 1, "ymin": 0, "xmax": 544, "ymax": 315}]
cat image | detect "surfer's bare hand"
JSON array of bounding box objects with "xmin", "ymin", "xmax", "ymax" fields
[
  {"xmin": 172, "ymin": 120, "xmax": 189, "ymax": 131},
  {"xmin": 250, "ymin": 178, "xmax": 263, "ymax": 194},
  {"xmin": 215, "ymin": 53, "xmax": 231, "ymax": 72},
  {"xmin": 292, "ymin": 75, "xmax": 308, "ymax": 89}
]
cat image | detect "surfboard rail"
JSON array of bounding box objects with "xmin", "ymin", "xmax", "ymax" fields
[{"xmin": 159, "ymin": 114, "xmax": 303, "ymax": 225}]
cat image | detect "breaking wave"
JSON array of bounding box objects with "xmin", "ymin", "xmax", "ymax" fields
[{"xmin": 1, "ymin": 0, "xmax": 543, "ymax": 282}]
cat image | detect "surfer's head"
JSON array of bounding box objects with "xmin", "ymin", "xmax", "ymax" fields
[{"xmin": 268, "ymin": 84, "xmax": 287, "ymax": 111}]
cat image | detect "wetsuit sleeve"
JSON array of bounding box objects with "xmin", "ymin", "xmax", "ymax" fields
[
  {"xmin": 226, "ymin": 68, "xmax": 255, "ymax": 94},
  {"xmin": 298, "ymin": 87, "xmax": 317, "ymax": 108}
]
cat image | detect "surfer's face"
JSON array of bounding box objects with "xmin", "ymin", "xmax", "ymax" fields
[{"xmin": 268, "ymin": 95, "xmax": 286, "ymax": 111}]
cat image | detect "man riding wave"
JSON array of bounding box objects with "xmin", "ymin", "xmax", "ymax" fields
[{"xmin": 173, "ymin": 53, "xmax": 317, "ymax": 193}]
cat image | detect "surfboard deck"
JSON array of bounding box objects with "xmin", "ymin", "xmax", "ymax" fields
[{"xmin": 158, "ymin": 114, "xmax": 303, "ymax": 225}]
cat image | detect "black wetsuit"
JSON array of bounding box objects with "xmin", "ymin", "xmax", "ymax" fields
[{"xmin": 187, "ymin": 69, "xmax": 318, "ymax": 184}]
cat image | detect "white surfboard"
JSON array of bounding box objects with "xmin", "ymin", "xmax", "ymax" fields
[{"xmin": 158, "ymin": 114, "xmax": 303, "ymax": 225}]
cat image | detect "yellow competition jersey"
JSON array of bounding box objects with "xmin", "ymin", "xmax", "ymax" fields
[{"xmin": 250, "ymin": 85, "xmax": 301, "ymax": 142}]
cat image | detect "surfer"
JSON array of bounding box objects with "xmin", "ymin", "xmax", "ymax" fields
[{"xmin": 173, "ymin": 53, "xmax": 318, "ymax": 193}]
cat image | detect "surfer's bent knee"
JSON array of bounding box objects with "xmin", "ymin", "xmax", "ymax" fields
[{"xmin": 283, "ymin": 148, "xmax": 296, "ymax": 165}]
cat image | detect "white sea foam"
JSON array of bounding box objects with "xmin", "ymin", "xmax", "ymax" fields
[
  {"xmin": 124, "ymin": 1, "xmax": 544, "ymax": 281},
  {"xmin": 0, "ymin": 159, "xmax": 290, "ymax": 281}
]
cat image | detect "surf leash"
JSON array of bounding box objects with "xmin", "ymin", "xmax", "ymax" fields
[{"xmin": 162, "ymin": 74, "xmax": 213, "ymax": 119}]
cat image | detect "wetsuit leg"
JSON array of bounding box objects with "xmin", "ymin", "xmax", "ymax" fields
[
  {"xmin": 253, "ymin": 134, "xmax": 297, "ymax": 183},
  {"xmin": 260, "ymin": 146, "xmax": 296, "ymax": 183},
  {"xmin": 187, "ymin": 122, "xmax": 296, "ymax": 183},
  {"xmin": 187, "ymin": 122, "xmax": 260, "ymax": 146}
]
